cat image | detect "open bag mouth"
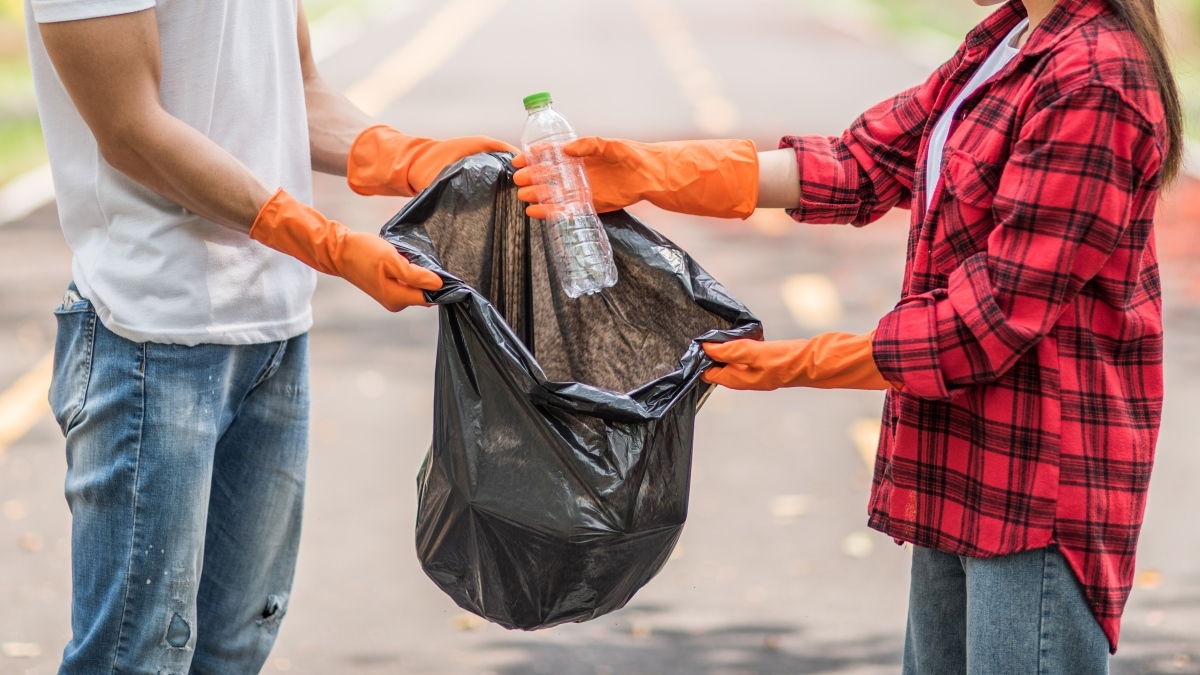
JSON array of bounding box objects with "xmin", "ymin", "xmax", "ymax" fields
[{"xmin": 382, "ymin": 152, "xmax": 762, "ymax": 419}]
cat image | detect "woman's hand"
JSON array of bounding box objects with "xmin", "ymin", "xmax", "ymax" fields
[
  {"xmin": 512, "ymin": 137, "xmax": 761, "ymax": 220},
  {"xmin": 702, "ymin": 332, "xmax": 898, "ymax": 391}
]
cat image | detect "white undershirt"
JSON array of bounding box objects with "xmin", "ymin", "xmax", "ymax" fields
[
  {"xmin": 925, "ymin": 19, "xmax": 1029, "ymax": 210},
  {"xmin": 26, "ymin": 0, "xmax": 316, "ymax": 346}
]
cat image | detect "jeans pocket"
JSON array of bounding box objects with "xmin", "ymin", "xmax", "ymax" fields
[{"xmin": 49, "ymin": 288, "xmax": 97, "ymax": 436}]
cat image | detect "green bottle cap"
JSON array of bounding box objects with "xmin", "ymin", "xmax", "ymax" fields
[{"xmin": 523, "ymin": 92, "xmax": 552, "ymax": 110}]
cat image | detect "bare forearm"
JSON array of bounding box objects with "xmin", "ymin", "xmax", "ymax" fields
[
  {"xmin": 757, "ymin": 148, "xmax": 801, "ymax": 209},
  {"xmin": 40, "ymin": 9, "xmax": 271, "ymax": 232},
  {"xmin": 305, "ymin": 76, "xmax": 374, "ymax": 176},
  {"xmin": 104, "ymin": 108, "xmax": 272, "ymax": 231}
]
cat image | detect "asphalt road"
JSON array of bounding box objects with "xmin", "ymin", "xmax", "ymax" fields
[{"xmin": 3, "ymin": 1, "xmax": 1200, "ymax": 673}]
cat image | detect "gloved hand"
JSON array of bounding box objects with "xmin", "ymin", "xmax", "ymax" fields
[
  {"xmin": 512, "ymin": 137, "xmax": 759, "ymax": 220},
  {"xmin": 347, "ymin": 125, "xmax": 518, "ymax": 197},
  {"xmin": 702, "ymin": 332, "xmax": 898, "ymax": 391},
  {"xmin": 251, "ymin": 189, "xmax": 442, "ymax": 311}
]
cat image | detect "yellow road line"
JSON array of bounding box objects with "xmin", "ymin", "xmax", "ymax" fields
[
  {"xmin": 345, "ymin": 0, "xmax": 508, "ymax": 116},
  {"xmin": 0, "ymin": 164, "xmax": 55, "ymax": 226},
  {"xmin": 632, "ymin": 0, "xmax": 740, "ymax": 135},
  {"xmin": 0, "ymin": 352, "xmax": 54, "ymax": 460}
]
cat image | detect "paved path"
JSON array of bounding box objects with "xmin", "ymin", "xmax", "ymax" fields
[{"xmin": 2, "ymin": 1, "xmax": 1199, "ymax": 673}]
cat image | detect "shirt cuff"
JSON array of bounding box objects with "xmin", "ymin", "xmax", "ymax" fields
[
  {"xmin": 31, "ymin": 0, "xmax": 155, "ymax": 24},
  {"xmin": 779, "ymin": 135, "xmax": 871, "ymax": 225},
  {"xmin": 873, "ymin": 291, "xmax": 951, "ymax": 400},
  {"xmin": 874, "ymin": 256, "xmax": 1010, "ymax": 399}
]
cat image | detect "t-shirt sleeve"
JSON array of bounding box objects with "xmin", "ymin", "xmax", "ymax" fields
[{"xmin": 30, "ymin": 0, "xmax": 156, "ymax": 24}]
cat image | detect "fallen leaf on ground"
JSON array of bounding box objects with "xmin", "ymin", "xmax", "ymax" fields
[
  {"xmin": 2, "ymin": 499, "xmax": 29, "ymax": 522},
  {"xmin": 1135, "ymin": 569, "xmax": 1163, "ymax": 590},
  {"xmin": 841, "ymin": 531, "xmax": 875, "ymax": 559},
  {"xmin": 770, "ymin": 494, "xmax": 812, "ymax": 522},
  {"xmin": 630, "ymin": 620, "xmax": 652, "ymax": 640},
  {"xmin": 781, "ymin": 274, "xmax": 843, "ymax": 329},
  {"xmin": 450, "ymin": 613, "xmax": 484, "ymax": 631},
  {"xmin": 17, "ymin": 532, "xmax": 42, "ymax": 553},
  {"xmin": 2, "ymin": 642, "xmax": 41, "ymax": 658}
]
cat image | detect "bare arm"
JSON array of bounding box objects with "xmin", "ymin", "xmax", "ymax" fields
[
  {"xmin": 297, "ymin": 4, "xmax": 375, "ymax": 176},
  {"xmin": 40, "ymin": 9, "xmax": 271, "ymax": 232},
  {"xmin": 757, "ymin": 148, "xmax": 801, "ymax": 209}
]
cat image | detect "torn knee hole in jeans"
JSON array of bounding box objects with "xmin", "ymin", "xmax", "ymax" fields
[
  {"xmin": 257, "ymin": 594, "xmax": 287, "ymax": 627},
  {"xmin": 164, "ymin": 612, "xmax": 191, "ymax": 649}
]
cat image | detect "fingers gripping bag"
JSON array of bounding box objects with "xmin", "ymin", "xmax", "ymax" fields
[{"xmin": 382, "ymin": 153, "xmax": 762, "ymax": 630}]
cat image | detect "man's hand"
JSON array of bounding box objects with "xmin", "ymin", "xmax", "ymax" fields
[
  {"xmin": 347, "ymin": 126, "xmax": 517, "ymax": 197},
  {"xmin": 251, "ymin": 190, "xmax": 442, "ymax": 312},
  {"xmin": 702, "ymin": 332, "xmax": 897, "ymax": 391},
  {"xmin": 296, "ymin": 6, "xmax": 515, "ymax": 196}
]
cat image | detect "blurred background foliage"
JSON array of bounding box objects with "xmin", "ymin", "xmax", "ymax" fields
[
  {"xmin": 0, "ymin": 0, "xmax": 41, "ymax": 185},
  {"xmin": 0, "ymin": 0, "xmax": 1197, "ymax": 185},
  {"xmin": 856, "ymin": 0, "xmax": 994, "ymax": 36},
  {"xmin": 859, "ymin": 0, "xmax": 1200, "ymax": 141},
  {"xmin": 0, "ymin": 0, "xmax": 392, "ymax": 184}
]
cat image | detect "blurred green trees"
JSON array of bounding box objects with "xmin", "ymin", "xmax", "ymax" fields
[
  {"xmin": 0, "ymin": 0, "xmax": 43, "ymax": 185},
  {"xmin": 0, "ymin": 0, "xmax": 1198, "ymax": 187},
  {"xmin": 861, "ymin": 0, "xmax": 1200, "ymax": 142}
]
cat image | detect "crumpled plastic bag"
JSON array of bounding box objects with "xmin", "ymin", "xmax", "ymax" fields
[{"xmin": 382, "ymin": 153, "xmax": 762, "ymax": 630}]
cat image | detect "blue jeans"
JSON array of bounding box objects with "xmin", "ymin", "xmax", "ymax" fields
[
  {"xmin": 904, "ymin": 546, "xmax": 1110, "ymax": 675},
  {"xmin": 49, "ymin": 287, "xmax": 309, "ymax": 674}
]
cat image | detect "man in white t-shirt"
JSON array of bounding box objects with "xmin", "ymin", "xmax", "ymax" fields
[{"xmin": 24, "ymin": 1, "xmax": 513, "ymax": 672}]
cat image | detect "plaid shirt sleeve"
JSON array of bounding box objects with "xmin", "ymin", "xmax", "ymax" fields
[
  {"xmin": 780, "ymin": 67, "xmax": 950, "ymax": 225},
  {"xmin": 872, "ymin": 83, "xmax": 1162, "ymax": 398}
]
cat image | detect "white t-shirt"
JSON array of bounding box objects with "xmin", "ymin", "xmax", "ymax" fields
[
  {"xmin": 25, "ymin": 0, "xmax": 317, "ymax": 346},
  {"xmin": 925, "ymin": 18, "xmax": 1029, "ymax": 210}
]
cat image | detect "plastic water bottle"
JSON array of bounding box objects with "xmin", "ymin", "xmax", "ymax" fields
[{"xmin": 521, "ymin": 92, "xmax": 618, "ymax": 298}]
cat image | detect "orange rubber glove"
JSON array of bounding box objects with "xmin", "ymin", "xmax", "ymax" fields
[
  {"xmin": 347, "ymin": 125, "xmax": 518, "ymax": 197},
  {"xmin": 511, "ymin": 137, "xmax": 759, "ymax": 220},
  {"xmin": 702, "ymin": 332, "xmax": 898, "ymax": 391},
  {"xmin": 250, "ymin": 189, "xmax": 442, "ymax": 311}
]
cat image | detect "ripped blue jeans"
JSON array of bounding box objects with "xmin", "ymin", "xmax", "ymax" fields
[{"xmin": 50, "ymin": 288, "xmax": 309, "ymax": 674}]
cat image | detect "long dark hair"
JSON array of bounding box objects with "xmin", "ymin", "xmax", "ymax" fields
[{"xmin": 1103, "ymin": 0, "xmax": 1184, "ymax": 183}]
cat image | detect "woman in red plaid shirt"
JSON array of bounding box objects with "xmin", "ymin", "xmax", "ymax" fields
[{"xmin": 515, "ymin": 0, "xmax": 1179, "ymax": 670}]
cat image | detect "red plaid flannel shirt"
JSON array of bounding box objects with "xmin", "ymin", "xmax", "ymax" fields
[{"xmin": 782, "ymin": 0, "xmax": 1165, "ymax": 650}]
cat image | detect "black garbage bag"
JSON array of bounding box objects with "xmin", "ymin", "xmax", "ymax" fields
[{"xmin": 381, "ymin": 153, "xmax": 761, "ymax": 630}]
